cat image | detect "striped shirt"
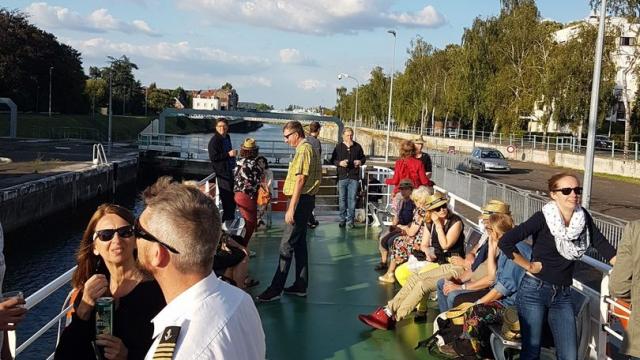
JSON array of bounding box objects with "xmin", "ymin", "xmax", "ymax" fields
[{"xmin": 283, "ymin": 140, "xmax": 321, "ymax": 196}]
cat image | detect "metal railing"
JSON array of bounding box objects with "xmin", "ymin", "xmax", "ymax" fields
[{"xmin": 346, "ymin": 122, "xmax": 640, "ymax": 161}]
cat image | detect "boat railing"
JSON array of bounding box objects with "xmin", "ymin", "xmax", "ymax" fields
[{"xmin": 364, "ymin": 165, "xmax": 628, "ymax": 359}]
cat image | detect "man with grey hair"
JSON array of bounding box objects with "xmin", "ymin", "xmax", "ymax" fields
[{"xmin": 136, "ymin": 177, "xmax": 265, "ymax": 360}]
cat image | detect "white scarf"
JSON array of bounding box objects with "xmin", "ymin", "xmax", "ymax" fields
[{"xmin": 542, "ymin": 201, "xmax": 590, "ymax": 260}]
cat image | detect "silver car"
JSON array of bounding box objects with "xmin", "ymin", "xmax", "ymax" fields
[{"xmin": 468, "ymin": 147, "xmax": 511, "ymax": 173}]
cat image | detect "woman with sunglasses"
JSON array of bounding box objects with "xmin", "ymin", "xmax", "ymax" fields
[
  {"xmin": 56, "ymin": 204, "xmax": 166, "ymax": 360},
  {"xmin": 499, "ymin": 173, "xmax": 617, "ymax": 360}
]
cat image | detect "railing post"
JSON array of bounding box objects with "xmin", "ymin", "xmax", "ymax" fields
[
  {"xmin": 597, "ymin": 274, "xmax": 610, "ymax": 359},
  {"xmin": 611, "ymin": 140, "xmax": 615, "ymax": 158},
  {"xmin": 636, "ymin": 142, "xmax": 638, "ymax": 161}
]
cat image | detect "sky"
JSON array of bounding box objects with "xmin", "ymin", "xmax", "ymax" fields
[{"xmin": 3, "ymin": 0, "xmax": 595, "ymax": 108}]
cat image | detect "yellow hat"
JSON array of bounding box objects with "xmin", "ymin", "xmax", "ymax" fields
[
  {"xmin": 425, "ymin": 191, "xmax": 448, "ymax": 211},
  {"xmin": 480, "ymin": 200, "xmax": 511, "ymax": 219},
  {"xmin": 413, "ymin": 136, "xmax": 424, "ymax": 145},
  {"xmin": 241, "ymin": 138, "xmax": 258, "ymax": 150}
]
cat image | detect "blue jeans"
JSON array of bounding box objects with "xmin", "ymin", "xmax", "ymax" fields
[
  {"xmin": 517, "ymin": 275, "xmax": 577, "ymax": 360},
  {"xmin": 269, "ymin": 195, "xmax": 315, "ymax": 291},
  {"xmin": 436, "ymin": 278, "xmax": 474, "ymax": 313},
  {"xmin": 338, "ymin": 178, "xmax": 358, "ymax": 224}
]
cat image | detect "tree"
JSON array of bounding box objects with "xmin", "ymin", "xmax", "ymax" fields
[
  {"xmin": 84, "ymin": 78, "xmax": 107, "ymax": 118},
  {"xmin": 221, "ymin": 82, "xmax": 233, "ymax": 90}
]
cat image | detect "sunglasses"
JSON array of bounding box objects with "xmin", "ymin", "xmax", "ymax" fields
[
  {"xmin": 551, "ymin": 187, "xmax": 583, "ymax": 196},
  {"xmin": 134, "ymin": 218, "xmax": 180, "ymax": 254},
  {"xmin": 94, "ymin": 225, "xmax": 134, "ymax": 242},
  {"xmin": 284, "ymin": 132, "xmax": 295, "ymax": 139},
  {"xmin": 432, "ymin": 204, "xmax": 447, "ymax": 212}
]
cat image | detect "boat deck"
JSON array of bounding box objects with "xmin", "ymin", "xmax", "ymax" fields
[{"xmin": 248, "ymin": 213, "xmax": 439, "ymax": 360}]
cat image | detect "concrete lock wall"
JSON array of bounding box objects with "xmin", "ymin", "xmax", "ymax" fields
[
  {"xmin": 320, "ymin": 125, "xmax": 640, "ymax": 179},
  {"xmin": 0, "ymin": 159, "xmax": 137, "ymax": 233}
]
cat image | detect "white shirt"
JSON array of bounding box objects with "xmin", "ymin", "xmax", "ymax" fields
[{"xmin": 145, "ymin": 272, "xmax": 265, "ymax": 360}]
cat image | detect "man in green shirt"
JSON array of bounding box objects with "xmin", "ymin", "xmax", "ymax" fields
[{"xmin": 257, "ymin": 121, "xmax": 321, "ymax": 302}]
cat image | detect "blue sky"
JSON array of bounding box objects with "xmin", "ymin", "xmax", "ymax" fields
[{"xmin": 4, "ymin": 0, "xmax": 593, "ymax": 108}]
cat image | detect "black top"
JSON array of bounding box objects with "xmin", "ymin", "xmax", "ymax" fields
[
  {"xmin": 208, "ymin": 132, "xmax": 233, "ymax": 182},
  {"xmin": 499, "ymin": 210, "xmax": 616, "ymax": 286},
  {"xmin": 55, "ymin": 280, "xmax": 166, "ymax": 360},
  {"xmin": 432, "ymin": 214, "xmax": 465, "ymax": 264},
  {"xmin": 330, "ymin": 142, "xmax": 366, "ymax": 180},
  {"xmin": 417, "ymin": 152, "xmax": 433, "ymax": 173}
]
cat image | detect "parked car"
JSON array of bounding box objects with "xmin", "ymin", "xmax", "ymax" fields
[
  {"xmin": 447, "ymin": 128, "xmax": 459, "ymax": 138},
  {"xmin": 468, "ymin": 147, "xmax": 511, "ymax": 173},
  {"xmin": 595, "ymin": 135, "xmax": 613, "ymax": 150}
]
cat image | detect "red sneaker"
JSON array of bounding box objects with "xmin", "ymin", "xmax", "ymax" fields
[{"xmin": 358, "ymin": 307, "xmax": 396, "ymax": 330}]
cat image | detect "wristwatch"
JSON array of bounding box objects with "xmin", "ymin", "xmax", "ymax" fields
[{"xmin": 461, "ymin": 284, "xmax": 467, "ymax": 290}]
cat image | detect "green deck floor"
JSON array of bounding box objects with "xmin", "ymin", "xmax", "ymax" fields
[{"xmin": 247, "ymin": 214, "xmax": 443, "ymax": 360}]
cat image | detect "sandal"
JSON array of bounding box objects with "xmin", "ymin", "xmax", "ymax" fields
[{"xmin": 244, "ymin": 278, "xmax": 260, "ymax": 288}]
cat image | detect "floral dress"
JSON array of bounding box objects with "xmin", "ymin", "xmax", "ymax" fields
[
  {"xmin": 233, "ymin": 158, "xmax": 264, "ymax": 199},
  {"xmin": 391, "ymin": 211, "xmax": 430, "ymax": 263}
]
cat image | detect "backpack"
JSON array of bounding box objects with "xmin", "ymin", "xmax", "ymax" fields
[{"xmin": 462, "ymin": 302, "xmax": 504, "ymax": 358}]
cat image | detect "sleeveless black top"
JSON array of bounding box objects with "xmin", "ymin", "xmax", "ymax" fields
[{"xmin": 431, "ymin": 213, "xmax": 465, "ymax": 264}]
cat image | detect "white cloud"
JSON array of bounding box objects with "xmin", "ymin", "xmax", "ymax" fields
[
  {"xmin": 177, "ymin": 0, "xmax": 446, "ymax": 35},
  {"xmin": 25, "ymin": 2, "xmax": 160, "ymax": 36},
  {"xmin": 278, "ymin": 48, "xmax": 317, "ymax": 66},
  {"xmin": 297, "ymin": 79, "xmax": 325, "ymax": 91}
]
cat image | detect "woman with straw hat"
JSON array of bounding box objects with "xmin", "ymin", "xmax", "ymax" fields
[{"xmin": 233, "ymin": 138, "xmax": 263, "ymax": 250}]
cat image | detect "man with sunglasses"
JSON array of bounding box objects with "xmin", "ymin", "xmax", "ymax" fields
[
  {"xmin": 257, "ymin": 121, "xmax": 321, "ymax": 302},
  {"xmin": 136, "ymin": 177, "xmax": 265, "ymax": 360}
]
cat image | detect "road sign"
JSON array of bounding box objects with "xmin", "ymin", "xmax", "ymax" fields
[{"xmin": 506, "ymin": 144, "xmax": 516, "ymax": 153}]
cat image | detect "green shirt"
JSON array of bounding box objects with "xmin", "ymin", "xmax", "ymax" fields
[{"xmin": 283, "ymin": 140, "xmax": 321, "ymax": 196}]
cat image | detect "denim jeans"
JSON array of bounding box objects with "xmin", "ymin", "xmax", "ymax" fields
[
  {"xmin": 338, "ymin": 178, "xmax": 359, "ymax": 224},
  {"xmin": 436, "ymin": 278, "xmax": 474, "ymax": 313},
  {"xmin": 268, "ymin": 194, "xmax": 315, "ymax": 292},
  {"xmin": 517, "ymin": 275, "xmax": 577, "ymax": 360}
]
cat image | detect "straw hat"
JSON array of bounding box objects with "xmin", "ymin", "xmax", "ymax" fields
[
  {"xmin": 446, "ymin": 302, "xmax": 475, "ymax": 325},
  {"xmin": 424, "ymin": 191, "xmax": 448, "ymax": 211},
  {"xmin": 501, "ymin": 306, "xmax": 521, "ymax": 340},
  {"xmin": 480, "ymin": 200, "xmax": 511, "ymax": 219},
  {"xmin": 241, "ymin": 138, "xmax": 258, "ymax": 150},
  {"xmin": 413, "ymin": 136, "xmax": 424, "ymax": 145},
  {"xmin": 399, "ymin": 178, "xmax": 414, "ymax": 189}
]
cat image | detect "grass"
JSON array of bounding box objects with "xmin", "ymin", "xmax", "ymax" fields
[
  {"xmin": 0, "ymin": 112, "xmax": 216, "ymax": 141},
  {"xmin": 594, "ymin": 171, "xmax": 640, "ymax": 185}
]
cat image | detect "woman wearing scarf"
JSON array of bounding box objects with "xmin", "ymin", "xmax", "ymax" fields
[{"xmin": 499, "ymin": 172, "xmax": 617, "ymax": 360}]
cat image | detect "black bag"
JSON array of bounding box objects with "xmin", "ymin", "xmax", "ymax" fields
[{"xmin": 415, "ymin": 317, "xmax": 462, "ymax": 351}]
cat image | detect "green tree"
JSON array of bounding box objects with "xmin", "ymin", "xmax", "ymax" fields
[
  {"xmin": 84, "ymin": 78, "xmax": 107, "ymax": 118},
  {"xmin": 221, "ymin": 82, "xmax": 233, "ymax": 90}
]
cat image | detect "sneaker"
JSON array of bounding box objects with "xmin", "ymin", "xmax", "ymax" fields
[
  {"xmin": 256, "ymin": 287, "xmax": 282, "ymax": 302},
  {"xmin": 283, "ymin": 283, "xmax": 307, "ymax": 297},
  {"xmin": 339, "ymin": 221, "xmax": 346, "ymax": 228},
  {"xmin": 308, "ymin": 219, "xmax": 319, "ymax": 229},
  {"xmin": 358, "ymin": 307, "xmax": 396, "ymax": 330},
  {"xmin": 413, "ymin": 311, "xmax": 427, "ymax": 323},
  {"xmin": 378, "ymin": 273, "xmax": 395, "ymax": 284},
  {"xmin": 347, "ymin": 222, "xmax": 354, "ymax": 229}
]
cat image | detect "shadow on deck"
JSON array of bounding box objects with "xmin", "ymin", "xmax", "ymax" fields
[{"xmin": 247, "ymin": 214, "xmax": 443, "ymax": 360}]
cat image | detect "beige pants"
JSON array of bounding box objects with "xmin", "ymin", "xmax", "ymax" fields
[{"xmin": 387, "ymin": 263, "xmax": 465, "ymax": 320}]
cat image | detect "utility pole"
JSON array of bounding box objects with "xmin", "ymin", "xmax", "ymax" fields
[
  {"xmin": 385, "ymin": 29, "xmax": 397, "ymax": 162},
  {"xmin": 108, "ymin": 69, "xmax": 113, "ymax": 155},
  {"xmin": 48, "ymin": 66, "xmax": 53, "ymax": 117},
  {"xmin": 583, "ymin": 0, "xmax": 607, "ymax": 208}
]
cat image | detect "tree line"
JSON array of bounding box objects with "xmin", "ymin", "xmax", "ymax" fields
[{"xmin": 335, "ymin": 0, "xmax": 640, "ymax": 151}]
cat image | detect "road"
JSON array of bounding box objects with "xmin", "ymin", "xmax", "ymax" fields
[{"xmin": 474, "ymin": 159, "xmax": 640, "ymax": 221}]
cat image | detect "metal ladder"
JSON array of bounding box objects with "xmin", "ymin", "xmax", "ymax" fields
[{"xmin": 92, "ymin": 143, "xmax": 108, "ymax": 165}]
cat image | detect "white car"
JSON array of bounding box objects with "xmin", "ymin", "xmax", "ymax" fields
[{"xmin": 468, "ymin": 147, "xmax": 511, "ymax": 173}]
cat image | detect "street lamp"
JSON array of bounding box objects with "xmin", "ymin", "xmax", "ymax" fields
[
  {"xmin": 48, "ymin": 66, "xmax": 54, "ymax": 117},
  {"xmin": 337, "ymin": 73, "xmax": 360, "ymax": 140},
  {"xmin": 385, "ymin": 29, "xmax": 397, "ymax": 162},
  {"xmin": 108, "ymin": 67, "xmax": 113, "ymax": 155}
]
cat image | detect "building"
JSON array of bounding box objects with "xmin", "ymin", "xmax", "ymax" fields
[
  {"xmin": 528, "ymin": 16, "xmax": 639, "ymax": 134},
  {"xmin": 191, "ymin": 88, "xmax": 238, "ymax": 111}
]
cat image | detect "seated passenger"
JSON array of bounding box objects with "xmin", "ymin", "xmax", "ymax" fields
[
  {"xmin": 393, "ymin": 191, "xmax": 465, "ymax": 286},
  {"xmin": 55, "ymin": 204, "xmax": 166, "ymax": 360},
  {"xmin": 436, "ymin": 200, "xmax": 511, "ymax": 312},
  {"xmin": 378, "ymin": 186, "xmax": 433, "ymax": 283},
  {"xmin": 375, "ymin": 179, "xmax": 415, "ymax": 272}
]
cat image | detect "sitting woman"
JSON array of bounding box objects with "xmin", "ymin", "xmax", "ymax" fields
[
  {"xmin": 393, "ymin": 191, "xmax": 465, "ymax": 286},
  {"xmin": 55, "ymin": 204, "xmax": 166, "ymax": 360},
  {"xmin": 375, "ymin": 179, "xmax": 415, "ymax": 272},
  {"xmin": 436, "ymin": 200, "xmax": 512, "ymax": 312},
  {"xmin": 378, "ymin": 186, "xmax": 432, "ymax": 283},
  {"xmin": 213, "ymin": 231, "xmax": 251, "ymax": 288}
]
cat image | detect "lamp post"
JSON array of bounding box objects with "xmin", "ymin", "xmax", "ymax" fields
[
  {"xmin": 582, "ymin": 0, "xmax": 607, "ymax": 209},
  {"xmin": 337, "ymin": 73, "xmax": 360, "ymax": 140},
  {"xmin": 108, "ymin": 67, "xmax": 113, "ymax": 155},
  {"xmin": 385, "ymin": 30, "xmax": 397, "ymax": 162},
  {"xmin": 48, "ymin": 66, "xmax": 53, "ymax": 117}
]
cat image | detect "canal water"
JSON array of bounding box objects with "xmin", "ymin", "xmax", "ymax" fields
[{"xmin": 3, "ymin": 123, "xmax": 296, "ymax": 359}]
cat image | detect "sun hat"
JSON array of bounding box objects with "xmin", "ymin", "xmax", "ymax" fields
[
  {"xmin": 480, "ymin": 200, "xmax": 511, "ymax": 220},
  {"xmin": 241, "ymin": 138, "xmax": 258, "ymax": 150},
  {"xmin": 413, "ymin": 136, "xmax": 424, "ymax": 145},
  {"xmin": 399, "ymin": 178, "xmax": 414, "ymax": 189},
  {"xmin": 424, "ymin": 191, "xmax": 448, "ymax": 211}
]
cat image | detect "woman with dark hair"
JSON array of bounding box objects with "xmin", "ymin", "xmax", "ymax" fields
[
  {"xmin": 234, "ymin": 138, "xmax": 264, "ymax": 248},
  {"xmin": 499, "ymin": 172, "xmax": 617, "ymax": 360},
  {"xmin": 55, "ymin": 204, "xmax": 165, "ymax": 360}
]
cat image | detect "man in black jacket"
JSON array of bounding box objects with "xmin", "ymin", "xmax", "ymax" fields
[
  {"xmin": 208, "ymin": 118, "xmax": 237, "ymax": 221},
  {"xmin": 330, "ymin": 127, "xmax": 366, "ymax": 228}
]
